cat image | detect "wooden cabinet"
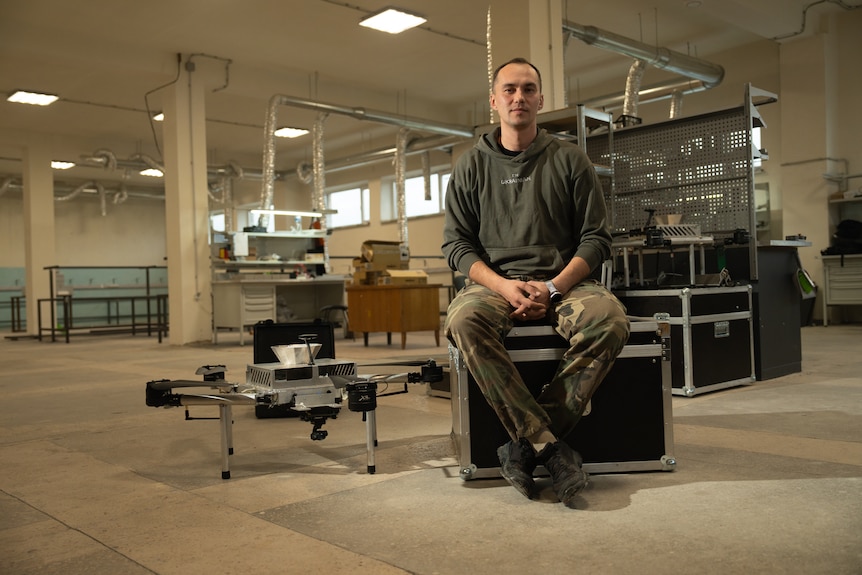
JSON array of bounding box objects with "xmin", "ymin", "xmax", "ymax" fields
[{"xmin": 346, "ymin": 284, "xmax": 442, "ymax": 349}]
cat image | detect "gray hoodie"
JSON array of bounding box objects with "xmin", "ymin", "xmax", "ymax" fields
[{"xmin": 442, "ymin": 127, "xmax": 612, "ymax": 279}]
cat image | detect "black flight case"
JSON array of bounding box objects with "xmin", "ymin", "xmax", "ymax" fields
[{"xmin": 450, "ymin": 319, "xmax": 675, "ymax": 481}]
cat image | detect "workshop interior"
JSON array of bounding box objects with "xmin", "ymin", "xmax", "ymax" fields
[{"xmin": 1, "ymin": 1, "xmax": 861, "ymax": 574}]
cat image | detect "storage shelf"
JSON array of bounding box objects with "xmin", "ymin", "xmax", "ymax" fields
[{"xmin": 229, "ymin": 230, "xmax": 326, "ymax": 238}]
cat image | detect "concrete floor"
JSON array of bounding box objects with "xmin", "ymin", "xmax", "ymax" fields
[{"xmin": 1, "ymin": 324, "xmax": 860, "ymax": 574}]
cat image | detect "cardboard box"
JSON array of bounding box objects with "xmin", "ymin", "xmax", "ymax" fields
[
  {"xmin": 353, "ymin": 269, "xmax": 385, "ymax": 286},
  {"xmin": 377, "ymin": 269, "xmax": 428, "ymax": 285},
  {"xmin": 360, "ymin": 240, "xmax": 409, "ymax": 267}
]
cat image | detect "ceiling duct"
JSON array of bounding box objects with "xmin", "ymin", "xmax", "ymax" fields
[
  {"xmin": 621, "ymin": 59, "xmax": 647, "ymax": 126},
  {"xmin": 295, "ymin": 133, "xmax": 459, "ymax": 178},
  {"xmin": 1, "ymin": 177, "xmax": 13, "ymax": 199},
  {"xmin": 581, "ymin": 78, "xmax": 709, "ymax": 111},
  {"xmin": 669, "ymin": 90, "xmax": 684, "ymax": 119},
  {"xmin": 395, "ymin": 128, "xmax": 410, "ymax": 248},
  {"xmin": 259, "ymin": 93, "xmax": 474, "ymax": 214},
  {"xmin": 79, "ymin": 150, "xmax": 271, "ymax": 181},
  {"xmin": 563, "ymin": 20, "xmax": 725, "ymax": 88},
  {"xmin": 1, "ymin": 178, "xmax": 164, "ymax": 203}
]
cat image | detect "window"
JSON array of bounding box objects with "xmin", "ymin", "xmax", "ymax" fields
[
  {"xmin": 209, "ymin": 211, "xmax": 226, "ymax": 244},
  {"xmin": 752, "ymin": 127, "xmax": 763, "ymax": 169},
  {"xmin": 382, "ymin": 168, "xmax": 450, "ymax": 220},
  {"xmin": 210, "ymin": 212, "xmax": 225, "ymax": 233},
  {"xmin": 326, "ymin": 185, "xmax": 370, "ymax": 228}
]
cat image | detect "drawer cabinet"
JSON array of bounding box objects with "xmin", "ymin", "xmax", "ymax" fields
[
  {"xmin": 822, "ymin": 255, "xmax": 862, "ymax": 325},
  {"xmin": 212, "ymin": 283, "xmax": 276, "ymax": 345}
]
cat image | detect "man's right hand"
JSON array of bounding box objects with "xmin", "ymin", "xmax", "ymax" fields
[
  {"xmin": 501, "ymin": 278, "xmax": 547, "ymax": 321},
  {"xmin": 467, "ymin": 261, "xmax": 547, "ymax": 320}
]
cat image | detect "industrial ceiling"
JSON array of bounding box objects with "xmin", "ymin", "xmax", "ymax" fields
[{"xmin": 0, "ymin": 0, "xmax": 856, "ymax": 190}]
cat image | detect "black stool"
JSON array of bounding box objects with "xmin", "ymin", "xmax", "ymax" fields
[{"xmin": 318, "ymin": 304, "xmax": 353, "ymax": 339}]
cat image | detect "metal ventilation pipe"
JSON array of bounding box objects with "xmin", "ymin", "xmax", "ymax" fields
[
  {"xmin": 582, "ymin": 78, "xmax": 709, "ymax": 111},
  {"xmin": 622, "ymin": 59, "xmax": 647, "ymax": 122},
  {"xmin": 669, "ymin": 90, "xmax": 684, "ymax": 119},
  {"xmin": 0, "ymin": 177, "xmax": 13, "ymax": 199},
  {"xmin": 312, "ymin": 113, "xmax": 328, "ymax": 214},
  {"xmin": 80, "ymin": 150, "xmax": 268, "ymax": 181},
  {"xmin": 130, "ymin": 153, "xmax": 164, "ymax": 173},
  {"xmin": 297, "ymin": 134, "xmax": 459, "ymax": 177},
  {"xmin": 55, "ymin": 181, "xmax": 95, "ymax": 202},
  {"xmin": 395, "ymin": 128, "xmax": 410, "ymax": 248},
  {"xmin": 563, "ymin": 21, "xmax": 725, "ymax": 87},
  {"xmin": 259, "ymin": 93, "xmax": 473, "ymax": 213}
]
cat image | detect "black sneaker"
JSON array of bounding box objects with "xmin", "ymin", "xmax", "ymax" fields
[
  {"xmin": 497, "ymin": 438, "xmax": 539, "ymax": 500},
  {"xmin": 538, "ymin": 441, "xmax": 589, "ymax": 508}
]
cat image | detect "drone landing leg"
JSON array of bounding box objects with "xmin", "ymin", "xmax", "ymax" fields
[
  {"xmin": 219, "ymin": 404, "xmax": 233, "ymax": 479},
  {"xmin": 365, "ymin": 410, "xmax": 377, "ymax": 474}
]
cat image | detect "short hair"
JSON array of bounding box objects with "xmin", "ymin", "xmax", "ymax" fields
[{"xmin": 491, "ymin": 57, "xmax": 543, "ymax": 92}]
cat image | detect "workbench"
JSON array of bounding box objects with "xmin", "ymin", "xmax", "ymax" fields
[
  {"xmin": 212, "ymin": 276, "xmax": 345, "ymax": 345},
  {"xmin": 346, "ymin": 284, "xmax": 442, "ymax": 349}
]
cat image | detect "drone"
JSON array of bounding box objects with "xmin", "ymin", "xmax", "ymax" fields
[{"xmin": 145, "ymin": 346, "xmax": 443, "ymax": 479}]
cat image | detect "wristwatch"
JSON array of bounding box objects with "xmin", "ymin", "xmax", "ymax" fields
[{"xmin": 545, "ymin": 280, "xmax": 563, "ymax": 303}]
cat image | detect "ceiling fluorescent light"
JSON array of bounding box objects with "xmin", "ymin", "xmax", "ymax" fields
[
  {"xmin": 274, "ymin": 127, "xmax": 309, "ymax": 138},
  {"xmin": 359, "ymin": 8, "xmax": 426, "ymax": 34},
  {"xmin": 140, "ymin": 168, "xmax": 164, "ymax": 177},
  {"xmin": 51, "ymin": 161, "xmax": 76, "ymax": 170},
  {"xmin": 7, "ymin": 90, "xmax": 59, "ymax": 106},
  {"xmin": 152, "ymin": 112, "xmax": 164, "ymax": 121}
]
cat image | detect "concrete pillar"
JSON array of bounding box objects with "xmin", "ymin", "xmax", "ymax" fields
[
  {"xmin": 22, "ymin": 141, "xmax": 55, "ymax": 337},
  {"xmin": 162, "ymin": 57, "xmax": 213, "ymax": 345},
  {"xmin": 488, "ymin": 0, "xmax": 566, "ymax": 112}
]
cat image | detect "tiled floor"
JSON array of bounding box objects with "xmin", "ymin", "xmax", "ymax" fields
[{"xmin": 1, "ymin": 324, "xmax": 860, "ymax": 574}]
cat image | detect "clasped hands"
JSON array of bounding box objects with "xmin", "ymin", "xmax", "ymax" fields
[{"xmin": 503, "ymin": 278, "xmax": 554, "ymax": 321}]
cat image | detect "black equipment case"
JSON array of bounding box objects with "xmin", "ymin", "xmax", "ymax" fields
[
  {"xmin": 450, "ymin": 319, "xmax": 675, "ymax": 481},
  {"xmin": 615, "ymin": 285, "xmax": 755, "ymax": 396}
]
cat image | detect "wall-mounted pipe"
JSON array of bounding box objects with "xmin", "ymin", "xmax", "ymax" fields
[{"xmin": 563, "ymin": 20, "xmax": 725, "ymax": 88}]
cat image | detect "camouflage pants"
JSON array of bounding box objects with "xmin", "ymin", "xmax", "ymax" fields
[{"xmin": 445, "ymin": 280, "xmax": 630, "ymax": 441}]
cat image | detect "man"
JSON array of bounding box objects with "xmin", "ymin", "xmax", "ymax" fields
[{"xmin": 442, "ymin": 57, "xmax": 630, "ymax": 508}]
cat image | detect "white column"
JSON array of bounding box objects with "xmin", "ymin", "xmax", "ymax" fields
[
  {"xmin": 162, "ymin": 56, "xmax": 213, "ymax": 344},
  {"xmin": 489, "ymin": 0, "xmax": 566, "ymax": 111},
  {"xmin": 22, "ymin": 140, "xmax": 55, "ymax": 336}
]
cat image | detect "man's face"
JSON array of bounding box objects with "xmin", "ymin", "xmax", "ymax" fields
[{"xmin": 490, "ymin": 63, "xmax": 544, "ymax": 129}]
